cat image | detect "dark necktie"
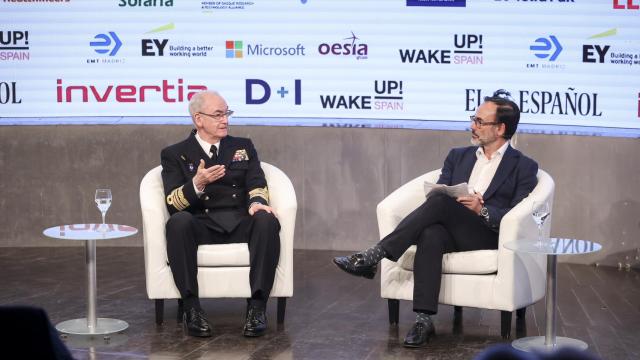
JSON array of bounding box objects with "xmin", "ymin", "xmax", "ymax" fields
[{"xmin": 210, "ymin": 145, "xmax": 218, "ymax": 163}]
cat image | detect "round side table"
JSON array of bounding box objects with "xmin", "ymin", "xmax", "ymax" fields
[
  {"xmin": 504, "ymin": 238, "xmax": 602, "ymax": 352},
  {"xmin": 43, "ymin": 224, "xmax": 138, "ymax": 336}
]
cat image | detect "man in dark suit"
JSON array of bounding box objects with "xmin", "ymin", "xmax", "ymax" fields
[
  {"xmin": 333, "ymin": 90, "xmax": 539, "ymax": 348},
  {"xmin": 161, "ymin": 91, "xmax": 280, "ymax": 338}
]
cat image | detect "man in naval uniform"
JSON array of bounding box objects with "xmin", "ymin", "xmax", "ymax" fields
[{"xmin": 161, "ymin": 91, "xmax": 280, "ymax": 338}]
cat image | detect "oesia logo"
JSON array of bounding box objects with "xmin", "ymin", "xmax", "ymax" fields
[{"xmin": 318, "ymin": 32, "xmax": 368, "ymax": 60}]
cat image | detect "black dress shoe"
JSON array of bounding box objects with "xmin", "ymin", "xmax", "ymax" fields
[
  {"xmin": 403, "ymin": 321, "xmax": 435, "ymax": 348},
  {"xmin": 243, "ymin": 306, "xmax": 267, "ymax": 337},
  {"xmin": 183, "ymin": 308, "xmax": 212, "ymax": 337},
  {"xmin": 333, "ymin": 253, "xmax": 377, "ymax": 279}
]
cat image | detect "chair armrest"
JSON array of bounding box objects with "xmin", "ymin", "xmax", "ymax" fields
[
  {"xmin": 261, "ymin": 162, "xmax": 297, "ymax": 296},
  {"xmin": 377, "ymin": 170, "xmax": 441, "ymax": 239},
  {"xmin": 140, "ymin": 166, "xmax": 171, "ymax": 287}
]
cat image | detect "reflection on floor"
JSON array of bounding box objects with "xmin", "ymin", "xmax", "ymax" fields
[{"xmin": 1, "ymin": 248, "xmax": 638, "ymax": 360}]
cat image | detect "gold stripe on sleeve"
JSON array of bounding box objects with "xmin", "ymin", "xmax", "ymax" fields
[
  {"xmin": 166, "ymin": 186, "xmax": 190, "ymax": 211},
  {"xmin": 248, "ymin": 187, "xmax": 269, "ymax": 203}
]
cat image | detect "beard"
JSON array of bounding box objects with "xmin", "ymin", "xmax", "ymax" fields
[{"xmin": 470, "ymin": 137, "xmax": 480, "ymax": 146}]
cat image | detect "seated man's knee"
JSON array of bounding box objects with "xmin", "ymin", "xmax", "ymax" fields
[
  {"xmin": 166, "ymin": 211, "xmax": 194, "ymax": 231},
  {"xmin": 425, "ymin": 192, "xmax": 454, "ymax": 208},
  {"xmin": 252, "ymin": 211, "xmax": 280, "ymax": 231}
]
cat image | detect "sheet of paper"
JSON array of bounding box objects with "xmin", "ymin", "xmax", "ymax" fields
[{"xmin": 423, "ymin": 182, "xmax": 473, "ymax": 199}]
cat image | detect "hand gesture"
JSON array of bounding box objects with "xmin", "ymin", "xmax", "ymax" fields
[{"xmin": 193, "ymin": 160, "xmax": 225, "ymax": 191}]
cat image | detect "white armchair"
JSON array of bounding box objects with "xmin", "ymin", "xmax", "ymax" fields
[
  {"xmin": 140, "ymin": 162, "xmax": 296, "ymax": 325},
  {"xmin": 379, "ymin": 169, "xmax": 554, "ymax": 339}
]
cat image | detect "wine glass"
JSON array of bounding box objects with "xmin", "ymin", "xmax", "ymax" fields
[
  {"xmin": 532, "ymin": 201, "xmax": 550, "ymax": 247},
  {"xmin": 95, "ymin": 189, "xmax": 112, "ymax": 231}
]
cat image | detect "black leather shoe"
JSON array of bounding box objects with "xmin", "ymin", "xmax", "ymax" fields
[
  {"xmin": 403, "ymin": 321, "xmax": 435, "ymax": 348},
  {"xmin": 183, "ymin": 308, "xmax": 212, "ymax": 337},
  {"xmin": 243, "ymin": 306, "xmax": 267, "ymax": 337},
  {"xmin": 333, "ymin": 253, "xmax": 377, "ymax": 279}
]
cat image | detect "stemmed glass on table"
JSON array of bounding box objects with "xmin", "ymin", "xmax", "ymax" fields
[
  {"xmin": 532, "ymin": 201, "xmax": 550, "ymax": 248},
  {"xmin": 95, "ymin": 189, "xmax": 112, "ymax": 232}
]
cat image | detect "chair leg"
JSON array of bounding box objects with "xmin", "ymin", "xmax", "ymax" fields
[
  {"xmin": 176, "ymin": 299, "xmax": 184, "ymax": 324},
  {"xmin": 155, "ymin": 299, "xmax": 164, "ymax": 325},
  {"xmin": 277, "ymin": 297, "xmax": 286, "ymax": 324},
  {"xmin": 500, "ymin": 310, "xmax": 513, "ymax": 340},
  {"xmin": 516, "ymin": 307, "xmax": 527, "ymax": 338},
  {"xmin": 388, "ymin": 299, "xmax": 400, "ymax": 326},
  {"xmin": 453, "ymin": 306, "xmax": 463, "ymax": 335}
]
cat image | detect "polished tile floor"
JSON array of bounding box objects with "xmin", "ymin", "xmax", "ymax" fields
[{"xmin": 0, "ymin": 247, "xmax": 638, "ymax": 359}]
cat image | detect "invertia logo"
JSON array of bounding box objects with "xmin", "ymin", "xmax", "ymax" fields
[
  {"xmin": 613, "ymin": 0, "xmax": 639, "ymax": 10},
  {"xmin": 318, "ymin": 32, "xmax": 368, "ymax": 60},
  {"xmin": 56, "ymin": 79, "xmax": 207, "ymax": 103}
]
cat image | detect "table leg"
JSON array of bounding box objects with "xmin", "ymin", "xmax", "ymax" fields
[
  {"xmin": 511, "ymin": 254, "xmax": 588, "ymax": 352},
  {"xmin": 87, "ymin": 239, "xmax": 97, "ymax": 330},
  {"xmin": 55, "ymin": 238, "xmax": 129, "ymax": 335},
  {"xmin": 545, "ymin": 254, "xmax": 557, "ymax": 346}
]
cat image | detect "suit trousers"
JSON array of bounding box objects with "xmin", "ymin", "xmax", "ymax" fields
[
  {"xmin": 165, "ymin": 210, "xmax": 281, "ymax": 307},
  {"xmin": 378, "ymin": 193, "xmax": 498, "ymax": 314}
]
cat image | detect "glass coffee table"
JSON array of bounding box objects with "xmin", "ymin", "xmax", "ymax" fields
[
  {"xmin": 504, "ymin": 238, "xmax": 602, "ymax": 352},
  {"xmin": 43, "ymin": 223, "xmax": 138, "ymax": 336}
]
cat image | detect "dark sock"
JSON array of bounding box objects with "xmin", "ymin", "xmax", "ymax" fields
[
  {"xmin": 247, "ymin": 298, "xmax": 266, "ymax": 310},
  {"xmin": 360, "ymin": 244, "xmax": 388, "ymax": 265},
  {"xmin": 416, "ymin": 311, "xmax": 432, "ymax": 324},
  {"xmin": 183, "ymin": 296, "xmax": 201, "ymax": 311}
]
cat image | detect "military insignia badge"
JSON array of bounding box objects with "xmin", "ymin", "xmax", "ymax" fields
[{"xmin": 232, "ymin": 149, "xmax": 249, "ymax": 162}]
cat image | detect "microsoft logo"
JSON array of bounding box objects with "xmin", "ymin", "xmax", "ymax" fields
[{"xmin": 226, "ymin": 40, "xmax": 243, "ymax": 58}]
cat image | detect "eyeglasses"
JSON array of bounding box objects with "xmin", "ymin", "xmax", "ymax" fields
[
  {"xmin": 470, "ymin": 115, "xmax": 500, "ymax": 128},
  {"xmin": 198, "ymin": 109, "xmax": 234, "ymax": 120}
]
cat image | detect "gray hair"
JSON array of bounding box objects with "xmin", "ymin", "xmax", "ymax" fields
[{"xmin": 188, "ymin": 90, "xmax": 221, "ymax": 120}]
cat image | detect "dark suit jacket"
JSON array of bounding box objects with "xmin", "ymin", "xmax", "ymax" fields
[
  {"xmin": 161, "ymin": 130, "xmax": 269, "ymax": 233},
  {"xmin": 437, "ymin": 145, "xmax": 538, "ymax": 230}
]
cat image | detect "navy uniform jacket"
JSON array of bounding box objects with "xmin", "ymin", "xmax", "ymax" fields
[
  {"xmin": 437, "ymin": 145, "xmax": 539, "ymax": 231},
  {"xmin": 160, "ymin": 130, "xmax": 269, "ymax": 233}
]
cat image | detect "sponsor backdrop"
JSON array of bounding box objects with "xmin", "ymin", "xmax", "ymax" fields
[{"xmin": 1, "ymin": 0, "xmax": 639, "ymax": 132}]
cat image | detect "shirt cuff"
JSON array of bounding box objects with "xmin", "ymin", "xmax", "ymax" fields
[{"xmin": 193, "ymin": 179, "xmax": 204, "ymax": 197}]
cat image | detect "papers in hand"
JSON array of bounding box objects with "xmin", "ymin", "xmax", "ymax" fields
[{"xmin": 423, "ymin": 181, "xmax": 473, "ymax": 199}]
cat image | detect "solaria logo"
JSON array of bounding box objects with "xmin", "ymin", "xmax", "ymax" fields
[{"xmin": 226, "ymin": 40, "xmax": 242, "ymax": 58}]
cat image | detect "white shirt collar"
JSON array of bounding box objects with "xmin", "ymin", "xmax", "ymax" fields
[
  {"xmin": 194, "ymin": 132, "xmax": 220, "ymax": 157},
  {"xmin": 476, "ymin": 141, "xmax": 510, "ymax": 160}
]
